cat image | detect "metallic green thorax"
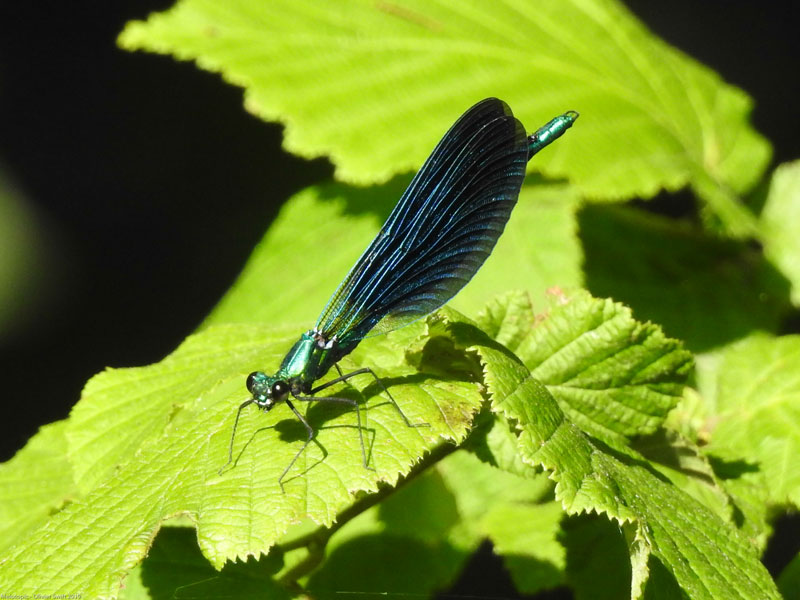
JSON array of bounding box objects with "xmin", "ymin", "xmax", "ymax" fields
[
  {"xmin": 528, "ymin": 111, "xmax": 578, "ymax": 157},
  {"xmin": 278, "ymin": 331, "xmax": 353, "ymax": 386},
  {"xmin": 247, "ymin": 330, "xmax": 356, "ymax": 407}
]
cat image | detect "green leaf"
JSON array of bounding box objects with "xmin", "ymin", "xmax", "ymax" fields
[
  {"xmin": 376, "ymin": 467, "xmax": 461, "ymax": 543},
  {"xmin": 581, "ymin": 204, "xmax": 791, "ymax": 352},
  {"xmin": 0, "ymin": 420, "xmax": 77, "ymax": 556},
  {"xmin": 118, "ymin": 0, "xmax": 769, "ymax": 220},
  {"xmin": 477, "ymin": 290, "xmax": 693, "ymax": 449},
  {"xmin": 306, "ymin": 465, "xmax": 478, "ymax": 599},
  {"xmin": 466, "ymin": 410, "xmax": 545, "ymax": 478},
  {"xmin": 119, "ymin": 525, "xmax": 288, "ymax": 600},
  {"xmin": 697, "ymin": 334, "xmax": 800, "ymax": 508},
  {"xmin": 438, "ymin": 449, "xmax": 554, "ymax": 520},
  {"xmin": 641, "ymin": 557, "xmax": 688, "ymax": 600},
  {"xmin": 670, "ymin": 383, "xmax": 774, "ymax": 551},
  {"xmin": 436, "ymin": 293, "xmax": 779, "ymax": 599},
  {"xmin": 309, "ymin": 535, "xmax": 463, "ymax": 600},
  {"xmin": 760, "ymin": 160, "xmax": 800, "ymax": 305},
  {"xmin": 630, "ymin": 429, "xmax": 732, "ymax": 525},
  {"xmin": 64, "ymin": 322, "xmax": 298, "ymax": 492},
  {"xmin": 561, "ymin": 514, "xmax": 632, "ymax": 600},
  {"xmin": 0, "ymin": 321, "xmax": 482, "ymax": 597},
  {"xmin": 437, "ymin": 451, "xmax": 564, "ymax": 595},
  {"xmin": 206, "ymin": 180, "xmax": 582, "ymax": 327},
  {"xmin": 482, "ymin": 501, "xmax": 566, "ymax": 594},
  {"xmin": 778, "ymin": 552, "xmax": 800, "ymax": 600}
]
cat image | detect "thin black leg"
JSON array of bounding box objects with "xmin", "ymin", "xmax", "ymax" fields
[
  {"xmin": 219, "ymin": 398, "xmax": 255, "ymax": 474},
  {"xmin": 311, "ymin": 367, "xmax": 429, "ymax": 429},
  {"xmin": 222, "ymin": 367, "xmax": 430, "ymax": 489},
  {"xmin": 294, "ymin": 394, "xmax": 373, "ymax": 475},
  {"xmin": 279, "ymin": 399, "xmax": 316, "ymax": 491}
]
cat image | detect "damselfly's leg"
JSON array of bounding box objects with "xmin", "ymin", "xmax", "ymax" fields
[
  {"xmin": 277, "ymin": 398, "xmax": 322, "ymax": 491},
  {"xmin": 218, "ymin": 398, "xmax": 255, "ymax": 474},
  {"xmin": 316, "ymin": 366, "xmax": 430, "ymax": 428},
  {"xmin": 293, "ymin": 394, "xmax": 373, "ymax": 476}
]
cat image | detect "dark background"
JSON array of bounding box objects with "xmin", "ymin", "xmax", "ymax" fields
[{"xmin": 0, "ymin": 1, "xmax": 797, "ymax": 594}]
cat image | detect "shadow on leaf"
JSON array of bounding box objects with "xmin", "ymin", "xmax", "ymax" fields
[{"xmin": 581, "ymin": 204, "xmax": 792, "ymax": 352}]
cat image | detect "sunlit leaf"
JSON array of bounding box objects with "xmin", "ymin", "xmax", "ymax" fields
[
  {"xmin": 698, "ymin": 334, "xmax": 800, "ymax": 508},
  {"xmin": 433, "ymin": 294, "xmax": 779, "ymax": 599},
  {"xmin": 760, "ymin": 160, "xmax": 800, "ymax": 305},
  {"xmin": 119, "ymin": 0, "xmax": 770, "ymax": 230},
  {"xmin": 0, "ymin": 322, "xmax": 482, "ymax": 597},
  {"xmin": 0, "ymin": 421, "xmax": 77, "ymax": 556}
]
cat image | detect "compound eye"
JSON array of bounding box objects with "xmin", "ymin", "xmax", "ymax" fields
[
  {"xmin": 271, "ymin": 381, "xmax": 289, "ymax": 398},
  {"xmin": 245, "ymin": 372, "xmax": 258, "ymax": 394},
  {"xmin": 246, "ymin": 372, "xmax": 272, "ymax": 400}
]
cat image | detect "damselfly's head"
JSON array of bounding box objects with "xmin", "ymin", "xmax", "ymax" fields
[{"xmin": 246, "ymin": 371, "xmax": 290, "ymax": 410}]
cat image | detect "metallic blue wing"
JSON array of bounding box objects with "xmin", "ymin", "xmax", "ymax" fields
[{"xmin": 315, "ymin": 98, "xmax": 529, "ymax": 344}]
